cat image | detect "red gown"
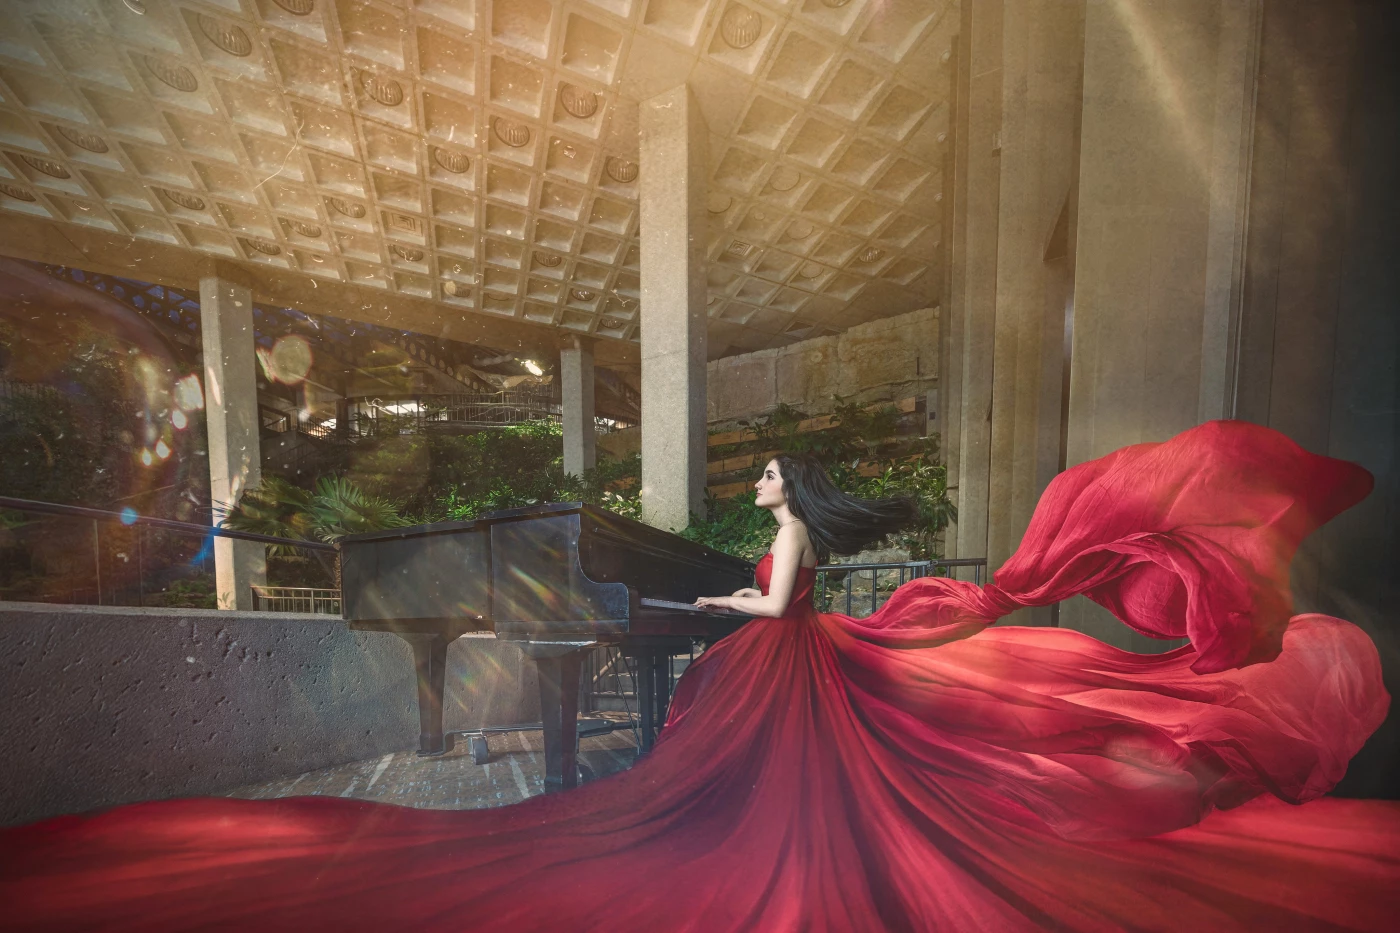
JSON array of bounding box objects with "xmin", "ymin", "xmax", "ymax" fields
[{"xmin": 2, "ymin": 420, "xmax": 1398, "ymax": 932}]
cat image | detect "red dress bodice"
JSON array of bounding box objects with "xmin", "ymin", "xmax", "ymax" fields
[{"xmin": 753, "ymin": 552, "xmax": 817, "ymax": 617}]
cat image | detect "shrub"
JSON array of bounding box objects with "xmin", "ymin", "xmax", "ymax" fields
[{"xmin": 240, "ymin": 408, "xmax": 952, "ymax": 568}]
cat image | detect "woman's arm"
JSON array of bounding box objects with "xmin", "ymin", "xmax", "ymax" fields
[
  {"xmin": 695, "ymin": 524, "xmax": 808, "ymax": 618},
  {"xmin": 730, "ymin": 588, "xmax": 762, "ymax": 598}
]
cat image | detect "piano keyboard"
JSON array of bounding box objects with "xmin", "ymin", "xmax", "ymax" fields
[{"xmin": 641, "ymin": 597, "xmax": 744, "ymax": 615}]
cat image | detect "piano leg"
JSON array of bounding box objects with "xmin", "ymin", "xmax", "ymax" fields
[
  {"xmin": 637, "ymin": 650, "xmax": 655, "ymax": 753},
  {"xmin": 395, "ymin": 632, "xmax": 459, "ymax": 757},
  {"xmin": 524, "ymin": 644, "xmax": 589, "ymax": 793},
  {"xmin": 653, "ymin": 652, "xmax": 672, "ymax": 735}
]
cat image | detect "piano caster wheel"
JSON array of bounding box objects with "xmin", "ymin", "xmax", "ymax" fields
[
  {"xmin": 416, "ymin": 734, "xmax": 455, "ymax": 758},
  {"xmin": 468, "ymin": 734, "xmax": 490, "ymax": 765}
]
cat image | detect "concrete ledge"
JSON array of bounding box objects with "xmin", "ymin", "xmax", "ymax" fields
[{"xmin": 0, "ymin": 603, "xmax": 538, "ymax": 827}]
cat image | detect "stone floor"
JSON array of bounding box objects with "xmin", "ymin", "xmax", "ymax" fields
[{"xmin": 224, "ymin": 718, "xmax": 643, "ymax": 810}]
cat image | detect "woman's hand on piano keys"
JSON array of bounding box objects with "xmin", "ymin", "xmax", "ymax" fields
[{"xmin": 694, "ymin": 596, "xmax": 734, "ymax": 611}]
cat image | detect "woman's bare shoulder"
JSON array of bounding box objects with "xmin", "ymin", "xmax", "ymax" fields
[
  {"xmin": 775, "ymin": 520, "xmax": 812, "ymax": 543},
  {"xmin": 774, "ymin": 521, "xmax": 815, "ymax": 558}
]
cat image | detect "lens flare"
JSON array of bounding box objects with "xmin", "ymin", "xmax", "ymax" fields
[
  {"xmin": 139, "ymin": 448, "xmax": 154, "ymax": 467},
  {"xmin": 172, "ymin": 409, "xmax": 187, "ymax": 429},
  {"xmin": 155, "ymin": 440, "xmax": 171, "ymax": 459},
  {"xmin": 120, "ymin": 507, "xmax": 138, "ymax": 525},
  {"xmin": 174, "ymin": 374, "xmax": 204, "ymax": 411},
  {"xmin": 259, "ymin": 335, "xmax": 314, "ymax": 385}
]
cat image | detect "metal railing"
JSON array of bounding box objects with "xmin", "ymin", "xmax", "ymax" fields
[
  {"xmin": 816, "ymin": 558, "xmax": 988, "ymax": 617},
  {"xmin": 580, "ymin": 644, "xmax": 696, "ymax": 713},
  {"xmin": 250, "ymin": 586, "xmax": 342, "ymax": 615},
  {"xmin": 339, "ymin": 391, "xmax": 633, "ymax": 437},
  {"xmin": 344, "ymin": 390, "xmax": 563, "ymax": 436},
  {"xmin": 260, "ymin": 406, "xmax": 337, "ymax": 440},
  {"xmin": 0, "ymin": 379, "xmax": 59, "ymax": 402}
]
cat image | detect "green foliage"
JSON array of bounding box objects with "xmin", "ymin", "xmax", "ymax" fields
[
  {"xmin": 223, "ymin": 474, "xmax": 411, "ymax": 588},
  {"xmin": 732, "ymin": 396, "xmax": 904, "ymax": 464},
  {"xmin": 145, "ymin": 575, "xmax": 217, "ymax": 609},
  {"xmin": 412, "ymin": 420, "xmax": 570, "ymax": 519},
  {"xmin": 0, "ymin": 322, "xmax": 132, "ymax": 506},
  {"xmin": 223, "ymin": 474, "xmax": 411, "ymax": 546},
  {"xmin": 413, "ymin": 421, "xmax": 645, "ymax": 523},
  {"xmin": 220, "ymin": 475, "xmax": 316, "ymax": 555},
  {"xmin": 679, "ymin": 444, "xmax": 954, "ymax": 562},
  {"xmin": 678, "ymin": 492, "xmax": 775, "ymax": 561},
  {"xmin": 232, "ymin": 402, "xmax": 951, "ymax": 572},
  {"xmin": 844, "ymin": 439, "xmax": 956, "ymax": 560},
  {"xmin": 306, "ymin": 475, "xmax": 413, "ymax": 541},
  {"xmin": 687, "ymin": 400, "xmax": 955, "ymax": 562},
  {"xmin": 595, "ymin": 488, "xmax": 642, "ymax": 522}
]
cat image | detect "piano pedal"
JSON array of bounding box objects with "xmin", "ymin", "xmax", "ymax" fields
[{"xmin": 468, "ymin": 734, "xmax": 490, "ymax": 765}]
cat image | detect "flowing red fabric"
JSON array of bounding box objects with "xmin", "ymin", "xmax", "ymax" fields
[{"xmin": 2, "ymin": 420, "xmax": 1397, "ymax": 932}]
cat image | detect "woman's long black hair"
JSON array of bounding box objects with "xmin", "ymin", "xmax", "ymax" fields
[{"xmin": 771, "ymin": 453, "xmax": 919, "ymax": 562}]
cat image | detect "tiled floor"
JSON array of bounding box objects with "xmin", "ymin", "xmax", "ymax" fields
[{"xmin": 224, "ymin": 719, "xmax": 643, "ymax": 810}]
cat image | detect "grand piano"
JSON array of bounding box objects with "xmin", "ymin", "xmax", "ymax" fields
[{"xmin": 339, "ymin": 502, "xmax": 755, "ymax": 792}]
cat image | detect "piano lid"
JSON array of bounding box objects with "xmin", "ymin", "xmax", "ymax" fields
[
  {"xmin": 338, "ymin": 517, "xmax": 480, "ymax": 545},
  {"xmin": 338, "ymin": 502, "xmax": 599, "ymax": 546},
  {"xmin": 340, "ymin": 502, "xmax": 754, "ymax": 578}
]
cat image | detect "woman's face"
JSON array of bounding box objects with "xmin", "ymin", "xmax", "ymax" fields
[{"xmin": 754, "ymin": 459, "xmax": 787, "ymax": 509}]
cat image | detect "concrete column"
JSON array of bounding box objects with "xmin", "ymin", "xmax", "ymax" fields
[
  {"xmin": 199, "ymin": 273, "xmax": 266, "ymax": 610},
  {"xmin": 638, "ymin": 84, "xmax": 708, "ymax": 531},
  {"xmin": 1198, "ymin": 0, "xmax": 1262, "ymax": 422},
  {"xmin": 1068, "ymin": 0, "xmax": 1240, "ymax": 467},
  {"xmin": 560, "ymin": 336, "xmax": 596, "ymax": 477},
  {"xmin": 1061, "ymin": 0, "xmax": 1257, "ymax": 648},
  {"xmin": 986, "ymin": 0, "xmax": 1086, "ymax": 626},
  {"xmin": 949, "ymin": 0, "xmax": 1005, "ymax": 565}
]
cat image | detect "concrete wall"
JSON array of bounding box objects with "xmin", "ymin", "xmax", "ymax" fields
[
  {"xmin": 945, "ymin": 0, "xmax": 1259, "ymax": 645},
  {"xmin": 597, "ymin": 305, "xmax": 940, "ymax": 462},
  {"xmin": 706, "ymin": 306, "xmax": 939, "ymax": 425},
  {"xmin": 1234, "ymin": 0, "xmax": 1399, "ymax": 798},
  {"xmin": 1055, "ymin": 0, "xmax": 1252, "ymax": 648},
  {"xmin": 940, "ymin": 0, "xmax": 1396, "ymax": 795},
  {"xmin": 0, "ymin": 603, "xmax": 537, "ymax": 827},
  {"xmin": 985, "ymin": 0, "xmax": 1085, "ymax": 630}
]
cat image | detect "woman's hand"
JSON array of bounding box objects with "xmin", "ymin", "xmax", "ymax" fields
[
  {"xmin": 693, "ymin": 596, "xmax": 733, "ymax": 611},
  {"xmin": 730, "ymin": 588, "xmax": 761, "ymax": 599}
]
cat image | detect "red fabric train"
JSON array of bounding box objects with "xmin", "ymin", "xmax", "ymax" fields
[{"xmin": 2, "ymin": 420, "xmax": 1397, "ymax": 931}]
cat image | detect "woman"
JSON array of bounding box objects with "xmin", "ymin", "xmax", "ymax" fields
[
  {"xmin": 692, "ymin": 453, "xmax": 916, "ymax": 619},
  {"xmin": 2, "ymin": 420, "xmax": 1398, "ymax": 931}
]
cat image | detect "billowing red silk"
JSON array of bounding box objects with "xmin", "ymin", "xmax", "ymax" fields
[{"xmin": 2, "ymin": 420, "xmax": 1397, "ymax": 932}]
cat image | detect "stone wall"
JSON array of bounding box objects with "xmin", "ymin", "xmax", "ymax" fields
[
  {"xmin": 0, "ymin": 603, "xmax": 537, "ymax": 826},
  {"xmin": 706, "ymin": 305, "xmax": 939, "ymax": 424},
  {"xmin": 598, "ymin": 306, "xmax": 939, "ymax": 460}
]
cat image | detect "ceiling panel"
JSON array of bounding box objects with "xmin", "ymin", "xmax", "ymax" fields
[{"xmin": 0, "ymin": 0, "xmax": 955, "ymax": 355}]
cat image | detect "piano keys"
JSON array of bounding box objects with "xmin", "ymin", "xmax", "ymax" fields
[{"xmin": 340, "ymin": 501, "xmax": 756, "ymax": 792}]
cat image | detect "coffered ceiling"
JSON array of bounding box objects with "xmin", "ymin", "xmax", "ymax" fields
[{"xmin": 0, "ymin": 0, "xmax": 955, "ymax": 358}]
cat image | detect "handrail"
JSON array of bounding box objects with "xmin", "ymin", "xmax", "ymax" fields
[
  {"xmin": 816, "ymin": 558, "xmax": 987, "ymax": 573},
  {"xmin": 0, "ymin": 496, "xmax": 336, "ymax": 551},
  {"xmin": 814, "ymin": 557, "xmax": 988, "ymax": 616},
  {"xmin": 250, "ymin": 585, "xmax": 342, "ymax": 615}
]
